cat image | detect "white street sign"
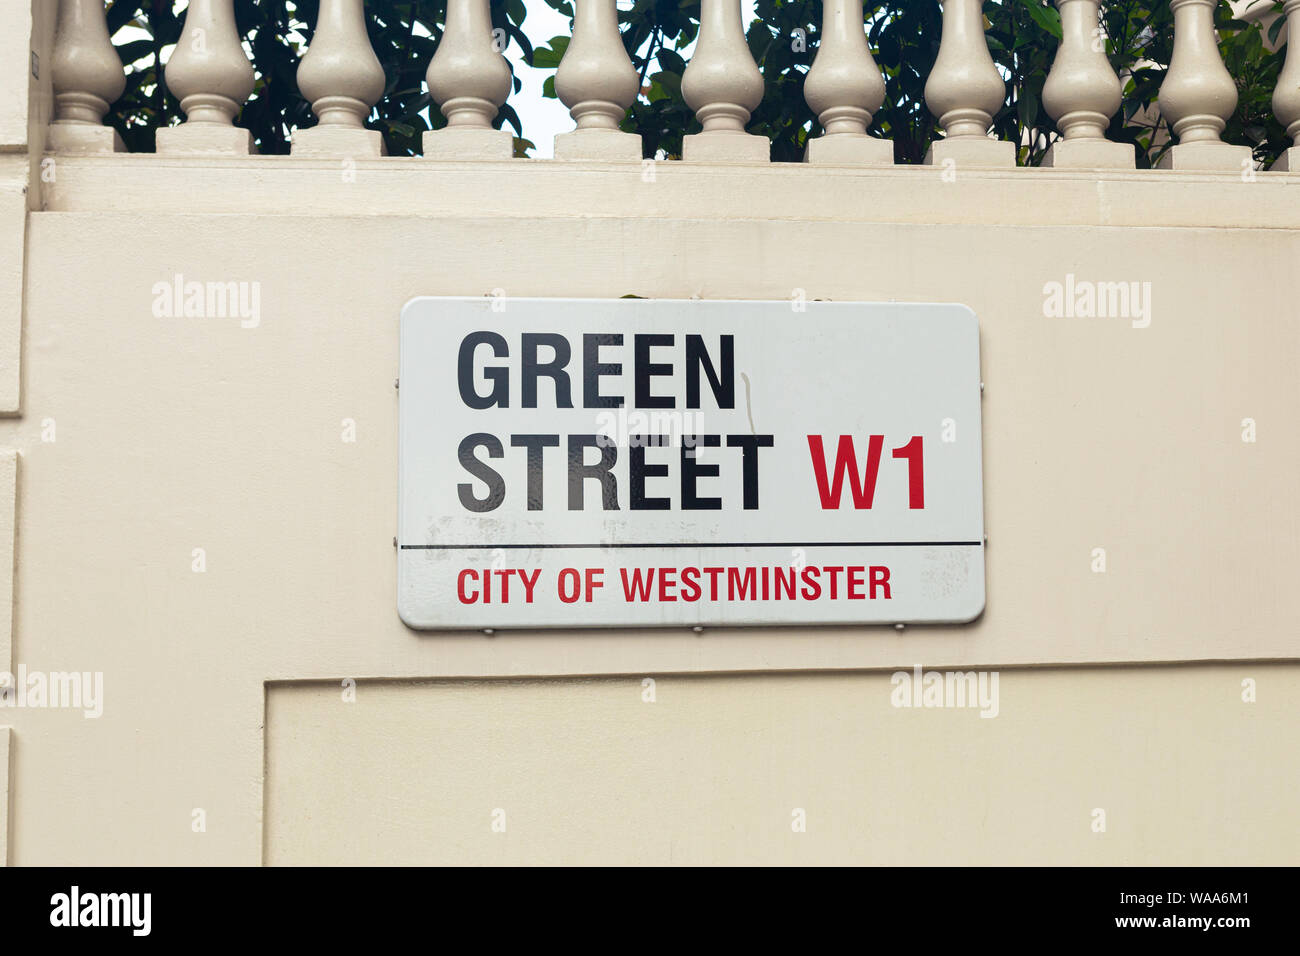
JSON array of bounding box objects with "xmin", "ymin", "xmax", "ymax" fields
[{"xmin": 399, "ymin": 297, "xmax": 985, "ymax": 629}]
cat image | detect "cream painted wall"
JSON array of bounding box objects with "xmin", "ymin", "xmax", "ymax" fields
[
  {"xmin": 1, "ymin": 726, "xmax": 10, "ymax": 865},
  {"xmin": 266, "ymin": 667, "xmax": 1298, "ymax": 866},
  {"xmin": 0, "ymin": 156, "xmax": 1296, "ymax": 864}
]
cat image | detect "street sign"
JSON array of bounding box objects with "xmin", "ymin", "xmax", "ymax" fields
[{"xmin": 398, "ymin": 297, "xmax": 985, "ymax": 629}]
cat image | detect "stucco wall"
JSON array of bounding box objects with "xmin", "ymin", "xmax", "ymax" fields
[
  {"xmin": 0, "ymin": 153, "xmax": 1297, "ymax": 864},
  {"xmin": 267, "ymin": 667, "xmax": 1299, "ymax": 866}
]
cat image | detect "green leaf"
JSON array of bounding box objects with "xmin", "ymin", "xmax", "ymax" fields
[
  {"xmin": 1015, "ymin": 0, "xmax": 1062, "ymax": 39},
  {"xmin": 531, "ymin": 35, "xmax": 569, "ymax": 69},
  {"xmin": 1016, "ymin": 90, "xmax": 1039, "ymax": 129},
  {"xmin": 106, "ymin": 2, "xmax": 141, "ymax": 36},
  {"xmin": 115, "ymin": 39, "xmax": 157, "ymax": 67},
  {"xmin": 656, "ymin": 49, "xmax": 686, "ymax": 74},
  {"xmin": 1268, "ymin": 16, "xmax": 1286, "ymax": 46}
]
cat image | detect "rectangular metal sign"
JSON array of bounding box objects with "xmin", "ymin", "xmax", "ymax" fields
[{"xmin": 399, "ymin": 297, "xmax": 985, "ymax": 629}]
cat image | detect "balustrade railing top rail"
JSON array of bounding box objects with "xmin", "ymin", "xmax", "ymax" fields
[{"xmin": 45, "ymin": 0, "xmax": 1300, "ymax": 172}]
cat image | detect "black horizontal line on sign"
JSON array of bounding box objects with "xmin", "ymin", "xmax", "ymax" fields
[{"xmin": 400, "ymin": 541, "xmax": 984, "ymax": 550}]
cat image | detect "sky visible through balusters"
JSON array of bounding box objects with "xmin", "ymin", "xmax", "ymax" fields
[{"xmin": 114, "ymin": 0, "xmax": 762, "ymax": 159}]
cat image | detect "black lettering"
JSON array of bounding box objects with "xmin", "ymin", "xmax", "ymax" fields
[
  {"xmin": 568, "ymin": 434, "xmax": 619, "ymax": 510},
  {"xmin": 630, "ymin": 435, "xmax": 670, "ymax": 511},
  {"xmin": 726, "ymin": 434, "xmax": 774, "ymax": 509},
  {"xmin": 457, "ymin": 332, "xmax": 509, "ymax": 409},
  {"xmin": 583, "ymin": 333, "xmax": 624, "ymax": 408},
  {"xmin": 510, "ymin": 434, "xmax": 560, "ymax": 511},
  {"xmin": 686, "ymin": 334, "xmax": 734, "ymax": 409},
  {"xmin": 522, "ymin": 333, "xmax": 573, "ymax": 408},
  {"xmin": 458, "ymin": 433, "xmax": 506, "ymax": 512},
  {"xmin": 635, "ymin": 333, "xmax": 675, "ymax": 409},
  {"xmin": 681, "ymin": 434, "xmax": 722, "ymax": 510}
]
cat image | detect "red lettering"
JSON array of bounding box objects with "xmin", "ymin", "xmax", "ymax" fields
[
  {"xmin": 870, "ymin": 566, "xmax": 891, "ymax": 599},
  {"xmin": 519, "ymin": 568, "xmax": 540, "ymax": 603},
  {"xmin": 892, "ymin": 437, "xmax": 925, "ymax": 509},
  {"xmin": 585, "ymin": 567, "xmax": 604, "ymax": 602},
  {"xmin": 558, "ymin": 567, "xmax": 582, "ymax": 603},
  {"xmin": 848, "ymin": 566, "xmax": 865, "ymax": 600},
  {"xmin": 800, "ymin": 565, "xmax": 821, "ymax": 600},
  {"xmin": 823, "ymin": 565, "xmax": 843, "ymax": 599},
  {"xmin": 620, "ymin": 567, "xmax": 653, "ymax": 601},
  {"xmin": 457, "ymin": 569, "xmax": 477, "ymax": 604},
  {"xmin": 775, "ymin": 566, "xmax": 796, "ymax": 599},
  {"xmin": 807, "ymin": 435, "xmax": 885, "ymax": 509},
  {"xmin": 703, "ymin": 567, "xmax": 724, "ymax": 601},
  {"xmin": 728, "ymin": 566, "xmax": 756, "ymax": 600},
  {"xmin": 657, "ymin": 567, "xmax": 677, "ymax": 602},
  {"xmin": 680, "ymin": 566, "xmax": 701, "ymax": 602}
]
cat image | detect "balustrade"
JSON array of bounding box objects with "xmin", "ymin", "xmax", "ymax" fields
[
  {"xmin": 1158, "ymin": 0, "xmax": 1253, "ymax": 170},
  {"xmin": 924, "ymin": 0, "xmax": 1016, "ymax": 167},
  {"xmin": 681, "ymin": 0, "xmax": 768, "ymax": 162},
  {"xmin": 803, "ymin": 0, "xmax": 892, "ymax": 165},
  {"xmin": 39, "ymin": 1, "xmax": 1300, "ymax": 174},
  {"xmin": 424, "ymin": 0, "xmax": 514, "ymax": 159},
  {"xmin": 293, "ymin": 0, "xmax": 387, "ymax": 157},
  {"xmin": 1274, "ymin": 0, "xmax": 1300, "ymax": 170},
  {"xmin": 156, "ymin": 0, "xmax": 256, "ymax": 154},
  {"xmin": 49, "ymin": 0, "xmax": 125, "ymax": 153},
  {"xmin": 1042, "ymin": 0, "xmax": 1133, "ymax": 168},
  {"xmin": 554, "ymin": 0, "xmax": 641, "ymax": 160}
]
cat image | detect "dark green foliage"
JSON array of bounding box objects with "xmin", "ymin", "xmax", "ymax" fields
[
  {"xmin": 105, "ymin": 0, "xmax": 534, "ymax": 155},
  {"xmin": 103, "ymin": 0, "xmax": 1289, "ymax": 166},
  {"xmin": 531, "ymin": 0, "xmax": 1289, "ymax": 167}
]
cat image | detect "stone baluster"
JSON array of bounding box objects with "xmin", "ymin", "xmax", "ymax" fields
[
  {"xmin": 49, "ymin": 0, "xmax": 126, "ymax": 152},
  {"xmin": 681, "ymin": 0, "xmax": 768, "ymax": 162},
  {"xmin": 1042, "ymin": 0, "xmax": 1133, "ymax": 167},
  {"xmin": 156, "ymin": 0, "xmax": 256, "ymax": 154},
  {"xmin": 1157, "ymin": 0, "xmax": 1251, "ymax": 169},
  {"xmin": 1273, "ymin": 0, "xmax": 1300, "ymax": 171},
  {"xmin": 293, "ymin": 0, "xmax": 387, "ymax": 157},
  {"xmin": 424, "ymin": 0, "xmax": 514, "ymax": 159},
  {"xmin": 554, "ymin": 0, "xmax": 641, "ymax": 161},
  {"xmin": 924, "ymin": 0, "xmax": 1014, "ymax": 167},
  {"xmin": 803, "ymin": 0, "xmax": 892, "ymax": 165}
]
